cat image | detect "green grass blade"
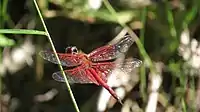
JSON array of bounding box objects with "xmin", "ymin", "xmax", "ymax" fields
[
  {"xmin": 33, "ymin": 0, "xmax": 80, "ymax": 112},
  {"xmin": 0, "ymin": 34, "xmax": 15, "ymax": 46},
  {"xmin": 0, "ymin": 29, "xmax": 47, "ymax": 36}
]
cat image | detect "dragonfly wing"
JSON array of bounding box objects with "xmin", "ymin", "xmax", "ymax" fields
[
  {"xmin": 120, "ymin": 58, "xmax": 142, "ymax": 73},
  {"xmin": 52, "ymin": 65, "xmax": 99, "ymax": 84},
  {"xmin": 39, "ymin": 51, "xmax": 82, "ymax": 67},
  {"xmin": 92, "ymin": 58, "xmax": 142, "ymax": 81},
  {"xmin": 92, "ymin": 62, "xmax": 116, "ymax": 82},
  {"xmin": 88, "ymin": 35, "xmax": 134, "ymax": 62}
]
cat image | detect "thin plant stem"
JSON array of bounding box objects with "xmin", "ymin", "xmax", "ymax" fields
[
  {"xmin": 140, "ymin": 8, "xmax": 147, "ymax": 102},
  {"xmin": 140, "ymin": 7, "xmax": 147, "ymax": 44},
  {"xmin": 103, "ymin": 0, "xmax": 156, "ymax": 73},
  {"xmin": 33, "ymin": 0, "xmax": 80, "ymax": 112},
  {"xmin": 103, "ymin": 1, "xmax": 160, "ymax": 112},
  {"xmin": 181, "ymin": 98, "xmax": 187, "ymax": 112},
  {"xmin": 1, "ymin": 0, "xmax": 8, "ymax": 28},
  {"xmin": 0, "ymin": 48, "xmax": 1, "ymax": 101},
  {"xmin": 165, "ymin": 3, "xmax": 177, "ymax": 40},
  {"xmin": 182, "ymin": 1, "xmax": 198, "ymax": 29},
  {"xmin": 0, "ymin": 29, "xmax": 47, "ymax": 35}
]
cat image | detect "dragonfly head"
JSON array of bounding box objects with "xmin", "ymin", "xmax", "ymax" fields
[{"xmin": 65, "ymin": 46, "xmax": 78, "ymax": 54}]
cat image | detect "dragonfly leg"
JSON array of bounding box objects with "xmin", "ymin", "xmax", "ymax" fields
[{"xmin": 88, "ymin": 68, "xmax": 123, "ymax": 104}]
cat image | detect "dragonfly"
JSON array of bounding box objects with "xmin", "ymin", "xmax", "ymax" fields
[{"xmin": 39, "ymin": 35, "xmax": 142, "ymax": 104}]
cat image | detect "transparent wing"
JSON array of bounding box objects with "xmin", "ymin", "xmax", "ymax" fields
[
  {"xmin": 52, "ymin": 65, "xmax": 99, "ymax": 85},
  {"xmin": 120, "ymin": 58, "xmax": 142, "ymax": 73},
  {"xmin": 39, "ymin": 51, "xmax": 82, "ymax": 67},
  {"xmin": 88, "ymin": 35, "xmax": 134, "ymax": 62},
  {"xmin": 92, "ymin": 58, "xmax": 142, "ymax": 82},
  {"xmin": 92, "ymin": 62, "xmax": 116, "ymax": 82},
  {"xmin": 52, "ymin": 58, "xmax": 142, "ymax": 84}
]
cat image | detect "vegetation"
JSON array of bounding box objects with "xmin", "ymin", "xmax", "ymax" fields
[{"xmin": 0, "ymin": 0, "xmax": 200, "ymax": 112}]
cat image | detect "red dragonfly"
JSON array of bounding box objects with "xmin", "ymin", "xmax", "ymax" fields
[{"xmin": 39, "ymin": 35, "xmax": 142, "ymax": 104}]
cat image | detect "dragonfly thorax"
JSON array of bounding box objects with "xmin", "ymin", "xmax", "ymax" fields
[{"xmin": 65, "ymin": 46, "xmax": 78, "ymax": 54}]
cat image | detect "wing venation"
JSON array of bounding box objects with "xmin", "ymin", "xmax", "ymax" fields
[{"xmin": 39, "ymin": 51, "xmax": 82, "ymax": 67}]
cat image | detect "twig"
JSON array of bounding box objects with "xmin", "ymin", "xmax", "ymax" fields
[{"xmin": 33, "ymin": 0, "xmax": 80, "ymax": 112}]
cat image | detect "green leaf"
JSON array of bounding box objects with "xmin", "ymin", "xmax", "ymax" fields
[
  {"xmin": 0, "ymin": 34, "xmax": 15, "ymax": 46},
  {"xmin": 0, "ymin": 29, "xmax": 47, "ymax": 36},
  {"xmin": 92, "ymin": 10, "xmax": 136, "ymax": 23}
]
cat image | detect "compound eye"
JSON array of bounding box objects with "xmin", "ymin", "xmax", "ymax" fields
[
  {"xmin": 65, "ymin": 47, "xmax": 72, "ymax": 53},
  {"xmin": 71, "ymin": 46, "xmax": 78, "ymax": 54}
]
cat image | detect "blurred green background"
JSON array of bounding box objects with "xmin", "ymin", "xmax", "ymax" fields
[{"xmin": 1, "ymin": 0, "xmax": 200, "ymax": 112}]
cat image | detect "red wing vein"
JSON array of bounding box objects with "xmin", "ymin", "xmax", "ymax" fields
[
  {"xmin": 88, "ymin": 36, "xmax": 134, "ymax": 62},
  {"xmin": 92, "ymin": 62, "xmax": 116, "ymax": 82},
  {"xmin": 39, "ymin": 51, "xmax": 82, "ymax": 67},
  {"xmin": 52, "ymin": 65, "xmax": 98, "ymax": 84}
]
